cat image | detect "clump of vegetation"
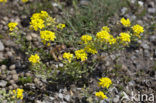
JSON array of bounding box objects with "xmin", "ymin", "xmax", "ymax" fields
[
  {"xmin": 7, "ymin": 6, "xmax": 144, "ymax": 83},
  {"xmin": 18, "ymin": 76, "xmax": 33, "ymax": 84},
  {"xmin": 0, "ymin": 88, "xmax": 24, "ymax": 103}
]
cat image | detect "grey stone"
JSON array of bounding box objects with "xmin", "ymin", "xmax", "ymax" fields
[
  {"xmin": 121, "ymin": 7, "xmax": 128, "ymax": 15},
  {"xmin": 25, "ymin": 72, "xmax": 31, "ymax": 77},
  {"xmin": 3, "ymin": 40, "xmax": 15, "ymax": 47},
  {"xmin": 7, "ymin": 51, "xmax": 13, "ymax": 57},
  {"xmin": 1, "ymin": 74, "xmax": 6, "ymax": 79},
  {"xmin": 58, "ymin": 93, "xmax": 64, "ymax": 99},
  {"xmin": 8, "ymin": 85, "xmax": 13, "ymax": 90},
  {"xmin": 59, "ymin": 63, "xmax": 64, "ymax": 67},
  {"xmin": 1, "ymin": 65, "xmax": 7, "ymax": 70},
  {"xmin": 148, "ymin": 2, "xmax": 155, "ymax": 8},
  {"xmin": 113, "ymin": 95, "xmax": 120, "ymax": 103},
  {"xmin": 148, "ymin": 8, "xmax": 156, "ymax": 14},
  {"xmin": 34, "ymin": 78, "xmax": 40, "ymax": 84},
  {"xmin": 64, "ymin": 95, "xmax": 71, "ymax": 102},
  {"xmin": 12, "ymin": 74, "xmax": 19, "ymax": 81},
  {"xmin": 12, "ymin": 84, "xmax": 18, "ymax": 89},
  {"xmin": 49, "ymin": 96, "xmax": 55, "ymax": 101},
  {"xmin": 137, "ymin": 20, "xmax": 143, "ymax": 25},
  {"xmin": 26, "ymin": 35, "xmax": 32, "ymax": 41},
  {"xmin": 0, "ymin": 80, "xmax": 7, "ymax": 87},
  {"xmin": 110, "ymin": 55, "xmax": 116, "ymax": 60},
  {"xmin": 6, "ymin": 75, "xmax": 12, "ymax": 81},
  {"xmin": 105, "ymin": 61, "xmax": 110, "ymax": 66},
  {"xmin": 138, "ymin": 1, "xmax": 144, "ymax": 7},
  {"xmin": 31, "ymin": 33, "xmax": 38, "ymax": 38},
  {"xmin": 144, "ymin": 50, "xmax": 150, "ymax": 57},
  {"xmin": 128, "ymin": 80, "xmax": 135, "ymax": 86},
  {"xmin": 130, "ymin": 0, "xmax": 136, "ymax": 4},
  {"xmin": 141, "ymin": 43, "xmax": 149, "ymax": 49},
  {"xmin": 149, "ymin": 35, "xmax": 156, "ymax": 45},
  {"xmin": 0, "ymin": 40, "xmax": 4, "ymax": 51},
  {"xmin": 9, "ymin": 80, "xmax": 15, "ymax": 84},
  {"xmin": 9, "ymin": 64, "xmax": 16, "ymax": 70},
  {"xmin": 10, "ymin": 70, "xmax": 17, "ymax": 75}
]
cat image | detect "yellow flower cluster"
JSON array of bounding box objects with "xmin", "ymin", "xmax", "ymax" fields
[
  {"xmin": 30, "ymin": 11, "xmax": 55, "ymax": 31},
  {"xmin": 119, "ymin": 32, "xmax": 131, "ymax": 44},
  {"xmin": 120, "ymin": 17, "xmax": 131, "ymax": 27},
  {"xmin": 0, "ymin": 0, "xmax": 7, "ymax": 3},
  {"xmin": 28, "ymin": 54, "xmax": 40, "ymax": 64},
  {"xmin": 13, "ymin": 88, "xmax": 24, "ymax": 100},
  {"xmin": 84, "ymin": 44, "xmax": 97, "ymax": 54},
  {"xmin": 57, "ymin": 23, "xmax": 66, "ymax": 30},
  {"xmin": 98, "ymin": 77, "xmax": 112, "ymax": 88},
  {"xmin": 63, "ymin": 52, "xmax": 73, "ymax": 62},
  {"xmin": 109, "ymin": 35, "xmax": 116, "ymax": 45},
  {"xmin": 30, "ymin": 13, "xmax": 45, "ymax": 31},
  {"xmin": 96, "ymin": 29, "xmax": 116, "ymax": 45},
  {"xmin": 21, "ymin": 0, "xmax": 28, "ymax": 3},
  {"xmin": 132, "ymin": 24, "xmax": 144, "ymax": 36},
  {"xmin": 95, "ymin": 91, "xmax": 108, "ymax": 99},
  {"xmin": 81, "ymin": 34, "xmax": 92, "ymax": 44},
  {"xmin": 8, "ymin": 22, "xmax": 18, "ymax": 31},
  {"xmin": 96, "ymin": 30, "xmax": 111, "ymax": 42},
  {"xmin": 102, "ymin": 26, "xmax": 110, "ymax": 32},
  {"xmin": 75, "ymin": 49, "xmax": 88, "ymax": 61},
  {"xmin": 95, "ymin": 77, "xmax": 112, "ymax": 100},
  {"xmin": 40, "ymin": 30, "xmax": 56, "ymax": 44}
]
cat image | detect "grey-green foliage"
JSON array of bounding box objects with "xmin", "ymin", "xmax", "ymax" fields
[
  {"xmin": 62, "ymin": 0, "xmax": 126, "ymax": 46},
  {"xmin": 0, "ymin": 89, "xmax": 17, "ymax": 103}
]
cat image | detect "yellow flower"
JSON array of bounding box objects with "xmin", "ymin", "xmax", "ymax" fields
[
  {"xmin": 75, "ymin": 49, "xmax": 88, "ymax": 61},
  {"xmin": 63, "ymin": 52, "xmax": 73, "ymax": 62},
  {"xmin": 96, "ymin": 30, "xmax": 111, "ymax": 43},
  {"xmin": 57, "ymin": 23, "xmax": 66, "ymax": 30},
  {"xmin": 13, "ymin": 88, "xmax": 24, "ymax": 100},
  {"xmin": 8, "ymin": 22, "xmax": 18, "ymax": 31},
  {"xmin": 109, "ymin": 36, "xmax": 116, "ymax": 45},
  {"xmin": 40, "ymin": 11, "xmax": 49, "ymax": 19},
  {"xmin": 40, "ymin": 30, "xmax": 56, "ymax": 43},
  {"xmin": 98, "ymin": 77, "xmax": 112, "ymax": 88},
  {"xmin": 132, "ymin": 24, "xmax": 144, "ymax": 35},
  {"xmin": 13, "ymin": 90, "xmax": 16, "ymax": 94},
  {"xmin": 102, "ymin": 26, "xmax": 110, "ymax": 32},
  {"xmin": 81, "ymin": 34, "xmax": 92, "ymax": 44},
  {"xmin": 28, "ymin": 54, "xmax": 40, "ymax": 64},
  {"xmin": 21, "ymin": 0, "xmax": 28, "ymax": 3},
  {"xmin": 30, "ymin": 18, "xmax": 45, "ymax": 31},
  {"xmin": 0, "ymin": 0, "xmax": 7, "ymax": 3},
  {"xmin": 120, "ymin": 17, "xmax": 131, "ymax": 27},
  {"xmin": 29, "ymin": 11, "xmax": 56, "ymax": 31},
  {"xmin": 119, "ymin": 32, "xmax": 131, "ymax": 43},
  {"xmin": 29, "ymin": 12, "xmax": 46, "ymax": 31},
  {"xmin": 84, "ymin": 44, "xmax": 97, "ymax": 54},
  {"xmin": 95, "ymin": 91, "xmax": 108, "ymax": 99},
  {"xmin": 16, "ymin": 88, "xmax": 24, "ymax": 100}
]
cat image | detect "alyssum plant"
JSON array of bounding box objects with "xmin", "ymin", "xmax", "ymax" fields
[{"xmin": 8, "ymin": 10, "xmax": 144, "ymax": 81}]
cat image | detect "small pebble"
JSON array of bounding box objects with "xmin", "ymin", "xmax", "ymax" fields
[
  {"xmin": 9, "ymin": 64, "xmax": 16, "ymax": 70},
  {"xmin": 12, "ymin": 74, "xmax": 19, "ymax": 81},
  {"xmin": 1, "ymin": 65, "xmax": 7, "ymax": 71}
]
